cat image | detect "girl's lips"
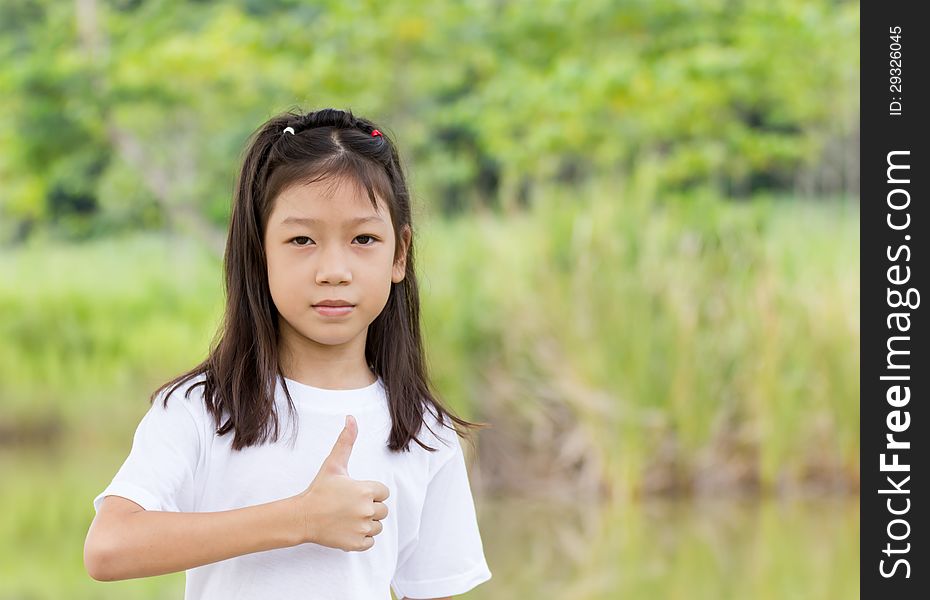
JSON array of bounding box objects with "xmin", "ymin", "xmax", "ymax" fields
[{"xmin": 313, "ymin": 305, "xmax": 355, "ymax": 316}]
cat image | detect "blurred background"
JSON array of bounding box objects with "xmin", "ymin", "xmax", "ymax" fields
[{"xmin": 0, "ymin": 0, "xmax": 859, "ymax": 598}]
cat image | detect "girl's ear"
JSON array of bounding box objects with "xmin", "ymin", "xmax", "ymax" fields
[{"xmin": 392, "ymin": 225, "xmax": 412, "ymax": 283}]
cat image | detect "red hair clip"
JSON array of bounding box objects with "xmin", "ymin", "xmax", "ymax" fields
[{"xmin": 371, "ymin": 129, "xmax": 382, "ymax": 137}]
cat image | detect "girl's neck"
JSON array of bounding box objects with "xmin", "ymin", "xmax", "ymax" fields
[
  {"xmin": 279, "ymin": 347, "xmax": 375, "ymax": 391},
  {"xmin": 276, "ymin": 320, "xmax": 375, "ymax": 390},
  {"xmin": 283, "ymin": 365, "xmax": 377, "ymax": 391}
]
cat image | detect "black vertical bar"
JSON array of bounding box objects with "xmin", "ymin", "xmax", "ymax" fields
[{"xmin": 861, "ymin": 1, "xmax": 926, "ymax": 597}]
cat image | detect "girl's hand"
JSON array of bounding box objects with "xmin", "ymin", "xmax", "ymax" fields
[{"xmin": 290, "ymin": 415, "xmax": 390, "ymax": 551}]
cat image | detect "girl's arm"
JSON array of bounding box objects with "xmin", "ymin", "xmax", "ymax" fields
[
  {"xmin": 84, "ymin": 494, "xmax": 301, "ymax": 581},
  {"xmin": 85, "ymin": 415, "xmax": 390, "ymax": 581}
]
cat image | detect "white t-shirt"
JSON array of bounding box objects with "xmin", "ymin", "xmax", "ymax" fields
[{"xmin": 93, "ymin": 373, "xmax": 492, "ymax": 599}]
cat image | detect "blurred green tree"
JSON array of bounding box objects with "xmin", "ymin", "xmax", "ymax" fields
[{"xmin": 0, "ymin": 0, "xmax": 858, "ymax": 246}]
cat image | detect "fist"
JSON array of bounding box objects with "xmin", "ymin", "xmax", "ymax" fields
[{"xmin": 291, "ymin": 415, "xmax": 390, "ymax": 551}]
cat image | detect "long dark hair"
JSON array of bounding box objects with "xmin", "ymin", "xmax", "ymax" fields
[{"xmin": 152, "ymin": 107, "xmax": 487, "ymax": 453}]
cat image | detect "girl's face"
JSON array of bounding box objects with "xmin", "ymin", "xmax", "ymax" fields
[{"xmin": 263, "ymin": 175, "xmax": 410, "ymax": 362}]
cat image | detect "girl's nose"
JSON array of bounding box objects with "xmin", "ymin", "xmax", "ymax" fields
[{"xmin": 315, "ymin": 248, "xmax": 352, "ymax": 285}]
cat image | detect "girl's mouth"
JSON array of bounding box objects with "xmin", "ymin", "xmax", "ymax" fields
[{"xmin": 313, "ymin": 305, "xmax": 355, "ymax": 316}]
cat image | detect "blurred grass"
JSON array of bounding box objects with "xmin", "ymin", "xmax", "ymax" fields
[
  {"xmin": 0, "ymin": 232, "xmax": 223, "ymax": 430},
  {"xmin": 0, "ymin": 180, "xmax": 858, "ymax": 597},
  {"xmin": 1, "ymin": 180, "xmax": 859, "ymax": 493},
  {"xmin": 420, "ymin": 178, "xmax": 858, "ymax": 496}
]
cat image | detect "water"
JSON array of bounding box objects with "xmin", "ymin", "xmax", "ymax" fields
[
  {"xmin": 1, "ymin": 446, "xmax": 858, "ymax": 599},
  {"xmin": 471, "ymin": 494, "xmax": 859, "ymax": 600}
]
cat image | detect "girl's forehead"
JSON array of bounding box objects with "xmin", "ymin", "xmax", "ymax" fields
[{"xmin": 271, "ymin": 177, "xmax": 389, "ymax": 223}]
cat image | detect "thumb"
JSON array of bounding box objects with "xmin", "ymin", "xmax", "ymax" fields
[{"xmin": 321, "ymin": 415, "xmax": 357, "ymax": 474}]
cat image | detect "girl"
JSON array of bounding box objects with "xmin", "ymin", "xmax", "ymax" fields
[{"xmin": 83, "ymin": 107, "xmax": 493, "ymax": 600}]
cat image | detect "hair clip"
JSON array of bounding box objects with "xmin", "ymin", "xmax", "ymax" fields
[
  {"xmin": 283, "ymin": 126, "xmax": 295, "ymax": 135},
  {"xmin": 371, "ymin": 129, "xmax": 382, "ymax": 137}
]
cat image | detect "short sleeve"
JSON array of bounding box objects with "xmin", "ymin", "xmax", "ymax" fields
[
  {"xmin": 92, "ymin": 386, "xmax": 203, "ymax": 514},
  {"xmin": 391, "ymin": 426, "xmax": 492, "ymax": 599}
]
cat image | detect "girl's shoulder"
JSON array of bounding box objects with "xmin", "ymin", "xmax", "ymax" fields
[{"xmin": 152, "ymin": 372, "xmax": 211, "ymax": 423}]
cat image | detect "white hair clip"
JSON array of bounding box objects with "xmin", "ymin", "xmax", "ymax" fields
[{"xmin": 283, "ymin": 126, "xmax": 295, "ymax": 135}]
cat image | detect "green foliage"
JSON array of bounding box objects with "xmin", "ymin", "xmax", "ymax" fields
[
  {"xmin": 0, "ymin": 0, "xmax": 859, "ymax": 242},
  {"xmin": 0, "ymin": 231, "xmax": 223, "ymax": 424},
  {"xmin": 420, "ymin": 181, "xmax": 858, "ymax": 494},
  {"xmin": 0, "ymin": 185, "xmax": 858, "ymax": 492}
]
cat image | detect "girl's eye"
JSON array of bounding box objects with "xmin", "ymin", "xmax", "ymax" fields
[{"xmin": 289, "ymin": 235, "xmax": 378, "ymax": 247}]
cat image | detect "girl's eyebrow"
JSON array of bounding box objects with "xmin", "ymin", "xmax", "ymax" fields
[{"xmin": 279, "ymin": 216, "xmax": 385, "ymax": 227}]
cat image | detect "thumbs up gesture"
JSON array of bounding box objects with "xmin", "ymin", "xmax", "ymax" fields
[{"xmin": 291, "ymin": 415, "xmax": 390, "ymax": 551}]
